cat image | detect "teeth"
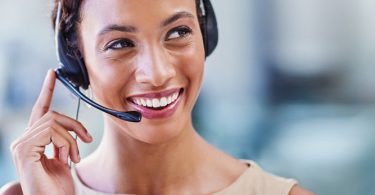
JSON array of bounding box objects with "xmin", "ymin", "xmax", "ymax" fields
[
  {"xmin": 132, "ymin": 92, "xmax": 180, "ymax": 108},
  {"xmin": 172, "ymin": 93, "xmax": 178, "ymax": 101},
  {"xmin": 146, "ymin": 99, "xmax": 152, "ymax": 107},
  {"xmin": 167, "ymin": 96, "xmax": 172, "ymax": 104},
  {"xmin": 141, "ymin": 99, "xmax": 147, "ymax": 106},
  {"xmin": 152, "ymin": 98, "xmax": 160, "ymax": 108},
  {"xmin": 160, "ymin": 97, "xmax": 167, "ymax": 107}
]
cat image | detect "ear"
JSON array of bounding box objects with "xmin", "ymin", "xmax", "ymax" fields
[
  {"xmin": 55, "ymin": 1, "xmax": 90, "ymax": 89},
  {"xmin": 57, "ymin": 31, "xmax": 90, "ymax": 89}
]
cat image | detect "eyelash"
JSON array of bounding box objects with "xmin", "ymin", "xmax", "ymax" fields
[
  {"xmin": 166, "ymin": 26, "xmax": 193, "ymax": 41},
  {"xmin": 103, "ymin": 26, "xmax": 192, "ymax": 51},
  {"xmin": 104, "ymin": 39, "xmax": 135, "ymax": 51}
]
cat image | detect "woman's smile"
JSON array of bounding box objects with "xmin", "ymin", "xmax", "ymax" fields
[
  {"xmin": 80, "ymin": 0, "xmax": 205, "ymax": 142},
  {"xmin": 127, "ymin": 88, "xmax": 184, "ymax": 119},
  {"xmin": 2, "ymin": 1, "xmax": 313, "ymax": 195}
]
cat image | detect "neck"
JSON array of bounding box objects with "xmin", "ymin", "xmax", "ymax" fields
[{"xmin": 81, "ymin": 117, "xmax": 212, "ymax": 194}]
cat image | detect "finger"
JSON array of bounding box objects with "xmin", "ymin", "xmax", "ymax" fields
[
  {"xmin": 50, "ymin": 123, "xmax": 80, "ymax": 163},
  {"xmin": 58, "ymin": 146, "xmax": 69, "ymax": 165},
  {"xmin": 25, "ymin": 125, "xmax": 73, "ymax": 164},
  {"xmin": 28, "ymin": 69, "xmax": 56, "ymax": 127},
  {"xmin": 13, "ymin": 115, "xmax": 92, "ymax": 163},
  {"xmin": 13, "ymin": 126, "xmax": 70, "ymax": 165},
  {"xmin": 22, "ymin": 122, "xmax": 81, "ymax": 163},
  {"xmin": 53, "ymin": 145, "xmax": 59, "ymax": 159},
  {"xmin": 28, "ymin": 111, "xmax": 93, "ymax": 143},
  {"xmin": 52, "ymin": 136, "xmax": 70, "ymax": 165}
]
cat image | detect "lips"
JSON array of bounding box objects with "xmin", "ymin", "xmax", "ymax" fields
[{"xmin": 127, "ymin": 88, "xmax": 183, "ymax": 119}]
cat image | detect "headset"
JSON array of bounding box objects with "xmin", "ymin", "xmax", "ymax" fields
[{"xmin": 54, "ymin": 0, "xmax": 218, "ymax": 122}]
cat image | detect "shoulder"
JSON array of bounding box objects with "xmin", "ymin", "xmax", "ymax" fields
[
  {"xmin": 240, "ymin": 160, "xmax": 312, "ymax": 195},
  {"xmin": 0, "ymin": 181, "xmax": 23, "ymax": 195},
  {"xmin": 289, "ymin": 185, "xmax": 315, "ymax": 195}
]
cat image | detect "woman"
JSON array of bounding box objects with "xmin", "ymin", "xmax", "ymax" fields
[{"xmin": 1, "ymin": 0, "xmax": 314, "ymax": 194}]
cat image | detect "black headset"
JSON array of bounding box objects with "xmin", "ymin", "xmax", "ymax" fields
[{"xmin": 55, "ymin": 0, "xmax": 218, "ymax": 122}]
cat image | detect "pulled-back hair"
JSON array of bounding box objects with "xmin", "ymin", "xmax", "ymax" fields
[
  {"xmin": 51, "ymin": 0, "xmax": 202, "ymax": 57},
  {"xmin": 51, "ymin": 0, "xmax": 82, "ymax": 57}
]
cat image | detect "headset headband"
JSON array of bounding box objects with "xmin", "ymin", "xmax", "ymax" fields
[{"xmin": 56, "ymin": 0, "xmax": 218, "ymax": 89}]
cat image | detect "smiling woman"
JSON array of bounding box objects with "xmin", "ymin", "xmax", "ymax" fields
[{"xmin": 0, "ymin": 0, "xmax": 314, "ymax": 195}]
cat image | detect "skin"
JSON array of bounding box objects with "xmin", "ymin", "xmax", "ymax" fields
[{"xmin": 2, "ymin": 0, "xmax": 314, "ymax": 194}]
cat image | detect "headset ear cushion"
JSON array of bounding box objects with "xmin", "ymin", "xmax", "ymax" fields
[
  {"xmin": 58, "ymin": 32, "xmax": 90, "ymax": 89},
  {"xmin": 203, "ymin": 0, "xmax": 218, "ymax": 57}
]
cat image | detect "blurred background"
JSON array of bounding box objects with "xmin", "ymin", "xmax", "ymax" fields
[{"xmin": 1, "ymin": 0, "xmax": 375, "ymax": 194}]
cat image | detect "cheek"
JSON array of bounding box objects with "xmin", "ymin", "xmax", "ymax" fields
[
  {"xmin": 185, "ymin": 62, "xmax": 204, "ymax": 94},
  {"xmin": 86, "ymin": 58, "xmax": 133, "ymax": 103},
  {"xmin": 80, "ymin": 28, "xmax": 132, "ymax": 99},
  {"xmin": 184, "ymin": 49, "xmax": 205, "ymax": 85},
  {"xmin": 177, "ymin": 37, "xmax": 205, "ymax": 83},
  {"xmin": 179, "ymin": 47, "xmax": 205, "ymax": 106}
]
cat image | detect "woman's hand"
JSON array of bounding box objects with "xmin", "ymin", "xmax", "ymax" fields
[{"xmin": 10, "ymin": 69, "xmax": 93, "ymax": 195}]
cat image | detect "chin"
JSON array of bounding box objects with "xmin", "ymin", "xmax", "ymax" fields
[
  {"xmin": 129, "ymin": 118, "xmax": 189, "ymax": 145},
  {"xmin": 107, "ymin": 105, "xmax": 191, "ymax": 145}
]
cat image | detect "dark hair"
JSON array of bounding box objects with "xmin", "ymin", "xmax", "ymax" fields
[
  {"xmin": 51, "ymin": 0, "xmax": 82, "ymax": 57},
  {"xmin": 51, "ymin": 0, "xmax": 202, "ymax": 57}
]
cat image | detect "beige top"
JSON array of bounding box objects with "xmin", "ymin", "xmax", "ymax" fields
[{"xmin": 71, "ymin": 160, "xmax": 297, "ymax": 195}]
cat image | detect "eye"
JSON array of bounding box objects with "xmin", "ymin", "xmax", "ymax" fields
[
  {"xmin": 105, "ymin": 39, "xmax": 135, "ymax": 51},
  {"xmin": 166, "ymin": 26, "xmax": 192, "ymax": 41}
]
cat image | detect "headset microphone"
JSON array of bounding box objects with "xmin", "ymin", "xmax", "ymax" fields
[
  {"xmin": 53, "ymin": 0, "xmax": 218, "ymax": 123},
  {"xmin": 54, "ymin": 1, "xmax": 141, "ymax": 122},
  {"xmin": 55, "ymin": 69, "xmax": 141, "ymax": 122}
]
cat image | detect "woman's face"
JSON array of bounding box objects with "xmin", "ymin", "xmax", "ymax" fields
[{"xmin": 79, "ymin": 0, "xmax": 205, "ymax": 143}]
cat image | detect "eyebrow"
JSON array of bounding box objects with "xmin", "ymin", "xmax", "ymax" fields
[
  {"xmin": 97, "ymin": 11, "xmax": 194, "ymax": 37},
  {"xmin": 98, "ymin": 24, "xmax": 137, "ymax": 36},
  {"xmin": 161, "ymin": 11, "xmax": 194, "ymax": 27}
]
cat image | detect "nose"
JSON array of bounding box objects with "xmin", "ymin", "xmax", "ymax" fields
[{"xmin": 135, "ymin": 45, "xmax": 176, "ymax": 87}]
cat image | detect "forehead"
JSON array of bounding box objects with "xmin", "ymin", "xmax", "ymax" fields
[{"xmin": 80, "ymin": 0, "xmax": 197, "ymax": 29}]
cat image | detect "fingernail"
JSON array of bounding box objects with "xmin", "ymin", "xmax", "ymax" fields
[
  {"xmin": 87, "ymin": 132, "xmax": 92, "ymax": 139},
  {"xmin": 83, "ymin": 129, "xmax": 91, "ymax": 138}
]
